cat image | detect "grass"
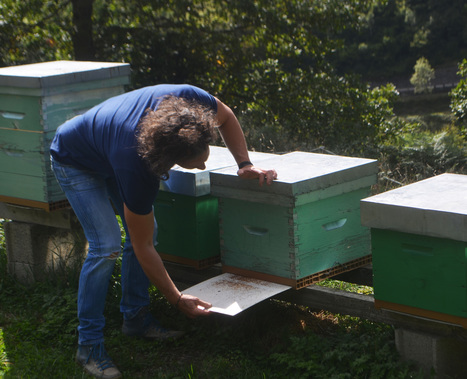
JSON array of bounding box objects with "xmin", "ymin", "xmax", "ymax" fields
[
  {"xmin": 393, "ymin": 93, "xmax": 452, "ymax": 117},
  {"xmin": 0, "ymin": 218, "xmax": 424, "ymax": 379}
]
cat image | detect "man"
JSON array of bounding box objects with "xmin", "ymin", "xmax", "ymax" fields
[{"xmin": 50, "ymin": 84, "xmax": 277, "ymax": 378}]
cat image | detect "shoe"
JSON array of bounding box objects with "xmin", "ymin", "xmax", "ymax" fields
[
  {"xmin": 122, "ymin": 307, "xmax": 185, "ymax": 341},
  {"xmin": 75, "ymin": 342, "xmax": 122, "ymax": 379}
]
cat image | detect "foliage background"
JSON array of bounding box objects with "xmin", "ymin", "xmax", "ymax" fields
[
  {"xmin": 1, "ymin": 1, "xmax": 466, "ymax": 377},
  {"xmin": 0, "ymin": 0, "xmax": 458, "ymax": 158},
  {"xmin": 1, "ymin": 0, "xmax": 466, "ymax": 165}
]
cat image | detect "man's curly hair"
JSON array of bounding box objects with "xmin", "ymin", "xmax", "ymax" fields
[{"xmin": 136, "ymin": 96, "xmax": 218, "ymax": 179}]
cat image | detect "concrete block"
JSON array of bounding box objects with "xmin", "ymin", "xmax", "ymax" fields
[
  {"xmin": 0, "ymin": 202, "xmax": 76, "ymax": 228},
  {"xmin": 5, "ymin": 220, "xmax": 86, "ymax": 284},
  {"xmin": 395, "ymin": 328, "xmax": 467, "ymax": 378}
]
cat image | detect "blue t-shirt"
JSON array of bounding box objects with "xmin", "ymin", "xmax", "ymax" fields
[{"xmin": 50, "ymin": 84, "xmax": 217, "ymax": 215}]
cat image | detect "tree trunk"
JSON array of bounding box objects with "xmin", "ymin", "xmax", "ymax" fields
[{"xmin": 71, "ymin": 0, "xmax": 96, "ymax": 60}]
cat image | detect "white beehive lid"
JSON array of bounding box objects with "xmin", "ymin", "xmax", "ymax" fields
[
  {"xmin": 361, "ymin": 173, "xmax": 467, "ymax": 242},
  {"xmin": 210, "ymin": 151, "xmax": 378, "ymax": 206},
  {"xmin": 0, "ymin": 61, "xmax": 130, "ymax": 89},
  {"xmin": 161, "ymin": 146, "xmax": 275, "ymax": 197}
]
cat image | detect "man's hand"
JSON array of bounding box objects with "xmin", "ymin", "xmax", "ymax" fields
[
  {"xmin": 177, "ymin": 294, "xmax": 212, "ymax": 318},
  {"xmin": 237, "ymin": 165, "xmax": 278, "ymax": 186}
]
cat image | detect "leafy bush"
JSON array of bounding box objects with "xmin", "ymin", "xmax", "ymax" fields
[
  {"xmin": 239, "ymin": 78, "xmax": 405, "ymax": 157},
  {"xmin": 269, "ymin": 318, "xmax": 422, "ymax": 379},
  {"xmin": 0, "ymin": 219, "xmax": 8, "ymax": 292},
  {"xmin": 450, "ymin": 58, "xmax": 467, "ymax": 138},
  {"xmin": 1, "ymin": 0, "xmax": 411, "ymax": 159},
  {"xmin": 378, "ymin": 124, "xmax": 466, "ymax": 189}
]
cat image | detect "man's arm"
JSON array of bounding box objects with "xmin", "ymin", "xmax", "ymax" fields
[
  {"xmin": 123, "ymin": 204, "xmax": 211, "ymax": 317},
  {"xmin": 215, "ymin": 98, "xmax": 277, "ymax": 185}
]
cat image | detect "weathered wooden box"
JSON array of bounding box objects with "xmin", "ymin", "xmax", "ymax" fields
[
  {"xmin": 361, "ymin": 173, "xmax": 467, "ymax": 327},
  {"xmin": 154, "ymin": 146, "xmax": 273, "ymax": 268},
  {"xmin": 0, "ymin": 61, "xmax": 130, "ymax": 210},
  {"xmin": 210, "ymin": 151, "xmax": 378, "ymax": 288}
]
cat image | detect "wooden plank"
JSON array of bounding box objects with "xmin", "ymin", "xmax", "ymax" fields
[
  {"xmin": 0, "ymin": 169, "xmax": 65, "ymax": 204},
  {"xmin": 0, "ymin": 202, "xmax": 74, "ymax": 228},
  {"xmin": 0, "ymin": 195, "xmax": 69, "ymax": 211},
  {"xmin": 164, "ymin": 261, "xmax": 467, "ymax": 338},
  {"xmin": 275, "ymin": 286, "xmax": 467, "ymax": 337},
  {"xmin": 375, "ymin": 300, "xmax": 467, "ymax": 329}
]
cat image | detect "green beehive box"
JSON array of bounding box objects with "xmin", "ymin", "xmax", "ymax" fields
[
  {"xmin": 155, "ymin": 190, "xmax": 220, "ymax": 268},
  {"xmin": 155, "ymin": 146, "xmax": 274, "ymax": 268},
  {"xmin": 210, "ymin": 151, "xmax": 378, "ymax": 288},
  {"xmin": 361, "ymin": 173, "xmax": 467, "ymax": 327},
  {"xmin": 0, "ymin": 60, "xmax": 130, "ymax": 210}
]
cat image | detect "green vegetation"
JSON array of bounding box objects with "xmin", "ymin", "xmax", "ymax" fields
[
  {"xmin": 451, "ymin": 59, "xmax": 467, "ymax": 139},
  {"xmin": 376, "ymin": 73, "xmax": 466, "ymax": 192},
  {"xmin": 0, "ymin": 0, "xmax": 440, "ymax": 158},
  {"xmin": 0, "ymin": 221, "xmax": 422, "ymax": 378},
  {"xmin": 1, "ymin": 0, "xmax": 465, "ymax": 173},
  {"xmin": 334, "ymin": 0, "xmax": 467, "ymax": 80},
  {"xmin": 410, "ymin": 57, "xmax": 435, "ymax": 94}
]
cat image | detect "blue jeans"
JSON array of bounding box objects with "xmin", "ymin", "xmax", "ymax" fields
[{"xmin": 51, "ymin": 158, "xmax": 157, "ymax": 345}]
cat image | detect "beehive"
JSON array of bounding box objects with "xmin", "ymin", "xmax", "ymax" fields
[
  {"xmin": 361, "ymin": 173, "xmax": 467, "ymax": 327},
  {"xmin": 154, "ymin": 146, "xmax": 274, "ymax": 268},
  {"xmin": 210, "ymin": 151, "xmax": 378, "ymax": 288},
  {"xmin": 0, "ymin": 60, "xmax": 130, "ymax": 210}
]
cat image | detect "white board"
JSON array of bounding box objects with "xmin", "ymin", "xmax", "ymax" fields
[{"xmin": 184, "ymin": 273, "xmax": 291, "ymax": 316}]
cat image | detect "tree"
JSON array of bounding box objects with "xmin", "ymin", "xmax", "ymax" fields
[
  {"xmin": 334, "ymin": 0, "xmax": 467, "ymax": 80},
  {"xmin": 88, "ymin": 0, "xmax": 395, "ymax": 155},
  {"xmin": 71, "ymin": 0, "xmax": 96, "ymax": 60},
  {"xmin": 410, "ymin": 57, "xmax": 435, "ymax": 94},
  {"xmin": 450, "ymin": 59, "xmax": 467, "ymax": 138},
  {"xmin": 0, "ymin": 0, "xmax": 405, "ymax": 157},
  {"xmin": 0, "ymin": 0, "xmax": 73, "ymax": 66}
]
